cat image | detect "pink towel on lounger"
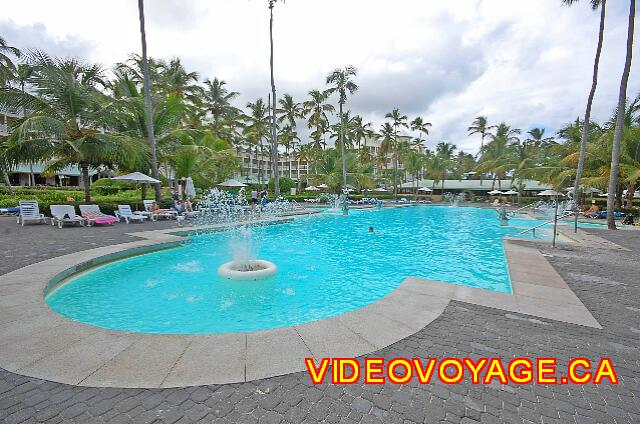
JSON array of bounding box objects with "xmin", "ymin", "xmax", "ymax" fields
[{"xmin": 83, "ymin": 212, "xmax": 116, "ymax": 225}]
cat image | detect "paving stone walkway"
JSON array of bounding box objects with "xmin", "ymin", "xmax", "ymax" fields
[{"xmin": 0, "ymin": 217, "xmax": 638, "ymax": 424}]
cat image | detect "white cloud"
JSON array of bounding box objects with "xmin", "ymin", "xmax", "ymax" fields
[{"xmin": 2, "ymin": 0, "xmax": 638, "ymax": 153}]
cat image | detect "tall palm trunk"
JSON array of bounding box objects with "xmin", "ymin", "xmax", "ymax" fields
[
  {"xmin": 626, "ymin": 182, "xmax": 636, "ymax": 208},
  {"xmin": 138, "ymin": 0, "xmax": 161, "ymax": 201},
  {"xmin": 574, "ymin": 0, "xmax": 606, "ymax": 206},
  {"xmin": 2, "ymin": 171, "xmax": 13, "ymax": 194},
  {"xmin": 606, "ymin": 0, "xmax": 635, "ymax": 230},
  {"xmin": 339, "ymin": 103, "xmax": 348, "ymax": 215},
  {"xmin": 80, "ymin": 163, "xmax": 91, "ymax": 202},
  {"xmin": 269, "ymin": 2, "xmax": 280, "ymax": 197},
  {"xmin": 393, "ymin": 130, "xmax": 398, "ymax": 201},
  {"xmin": 479, "ymin": 132, "xmax": 485, "ymax": 184}
]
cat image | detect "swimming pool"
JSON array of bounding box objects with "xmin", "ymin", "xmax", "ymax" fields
[{"xmin": 46, "ymin": 206, "xmax": 541, "ymax": 334}]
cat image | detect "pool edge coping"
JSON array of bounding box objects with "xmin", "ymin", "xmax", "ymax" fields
[{"xmin": 0, "ymin": 215, "xmax": 605, "ymax": 388}]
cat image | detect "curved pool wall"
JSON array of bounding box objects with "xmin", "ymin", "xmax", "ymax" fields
[{"xmin": 46, "ymin": 206, "xmax": 548, "ymax": 335}]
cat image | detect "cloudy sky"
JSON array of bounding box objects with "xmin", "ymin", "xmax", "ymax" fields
[{"xmin": 2, "ymin": 0, "xmax": 639, "ymax": 153}]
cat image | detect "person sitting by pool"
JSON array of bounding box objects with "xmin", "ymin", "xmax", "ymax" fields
[
  {"xmin": 584, "ymin": 201, "xmax": 599, "ymax": 218},
  {"xmin": 171, "ymin": 199, "xmax": 182, "ymax": 213},
  {"xmin": 181, "ymin": 198, "xmax": 193, "ymax": 213},
  {"xmin": 150, "ymin": 201, "xmax": 172, "ymax": 214}
]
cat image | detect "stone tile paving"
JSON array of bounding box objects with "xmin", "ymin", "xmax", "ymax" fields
[{"xmin": 0, "ymin": 217, "xmax": 638, "ymax": 423}]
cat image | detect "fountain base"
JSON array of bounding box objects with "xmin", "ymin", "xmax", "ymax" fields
[{"xmin": 218, "ymin": 260, "xmax": 277, "ymax": 281}]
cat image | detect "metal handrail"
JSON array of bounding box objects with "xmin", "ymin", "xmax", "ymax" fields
[
  {"xmin": 509, "ymin": 204, "xmax": 535, "ymax": 215},
  {"xmin": 516, "ymin": 211, "xmax": 575, "ymax": 236}
]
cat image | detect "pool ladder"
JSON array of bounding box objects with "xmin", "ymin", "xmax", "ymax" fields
[{"xmin": 517, "ymin": 211, "xmax": 576, "ymax": 247}]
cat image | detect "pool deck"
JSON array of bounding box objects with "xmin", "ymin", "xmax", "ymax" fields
[
  {"xmin": 0, "ymin": 210, "xmax": 612, "ymax": 389},
  {"xmin": 1, "ymin": 208, "xmax": 639, "ymax": 424}
]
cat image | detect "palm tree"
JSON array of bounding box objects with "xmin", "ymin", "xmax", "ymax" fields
[
  {"xmin": 410, "ymin": 117, "xmax": 432, "ymax": 151},
  {"xmin": 435, "ymin": 142, "xmax": 457, "ymax": 160},
  {"xmin": 402, "ymin": 150, "xmax": 424, "ymax": 195},
  {"xmin": 526, "ymin": 128, "xmax": 555, "ymax": 148},
  {"xmin": 278, "ymin": 124, "xmax": 300, "ymax": 178},
  {"xmin": 137, "ymin": 0, "xmax": 161, "ymax": 200},
  {"xmin": 385, "ymin": 108, "xmax": 408, "ymax": 199},
  {"xmin": 0, "ymin": 52, "xmax": 145, "ymax": 201},
  {"xmin": 267, "ymin": 0, "xmax": 282, "ymax": 196},
  {"xmin": 425, "ymin": 154, "xmax": 448, "ymax": 193},
  {"xmin": 0, "ymin": 36, "xmax": 20, "ymax": 86},
  {"xmin": 303, "ymin": 89, "xmax": 334, "ymax": 150},
  {"xmin": 276, "ymin": 94, "xmax": 302, "ymax": 126},
  {"xmin": 107, "ymin": 71, "xmax": 189, "ymax": 185},
  {"xmin": 468, "ymin": 116, "xmax": 489, "ymax": 154},
  {"xmin": 476, "ymin": 133, "xmax": 512, "ymax": 190},
  {"xmin": 243, "ymin": 98, "xmax": 270, "ymax": 185},
  {"xmin": 203, "ymin": 78, "xmax": 239, "ymax": 127},
  {"xmin": 379, "ymin": 122, "xmax": 395, "ymax": 175},
  {"xmin": 310, "ymin": 148, "xmax": 373, "ymax": 192},
  {"xmin": 173, "ymin": 130, "xmax": 240, "ymax": 187},
  {"xmin": 606, "ymin": 0, "xmax": 635, "ymax": 229},
  {"xmin": 156, "ymin": 58, "xmax": 201, "ymax": 103},
  {"xmin": 326, "ymin": 65, "xmax": 358, "ymax": 209},
  {"xmin": 351, "ymin": 115, "xmax": 375, "ymax": 150},
  {"xmin": 563, "ymin": 0, "xmax": 607, "ymax": 209}
]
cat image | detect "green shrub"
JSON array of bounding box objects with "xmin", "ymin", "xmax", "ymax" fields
[
  {"xmin": 268, "ymin": 177, "xmax": 296, "ymax": 194},
  {"xmin": 92, "ymin": 178, "xmax": 133, "ymax": 195}
]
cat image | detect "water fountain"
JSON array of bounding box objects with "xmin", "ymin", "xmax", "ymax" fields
[
  {"xmin": 444, "ymin": 192, "xmax": 466, "ymax": 207},
  {"xmin": 190, "ymin": 188, "xmax": 291, "ymax": 281},
  {"xmin": 321, "ymin": 193, "xmax": 344, "ymax": 214}
]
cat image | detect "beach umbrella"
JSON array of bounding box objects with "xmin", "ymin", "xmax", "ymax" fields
[
  {"xmin": 305, "ymin": 186, "xmax": 320, "ymax": 191},
  {"xmin": 537, "ymin": 189, "xmax": 564, "ymax": 197},
  {"xmin": 418, "ymin": 187, "xmax": 433, "ymax": 192},
  {"xmin": 111, "ymin": 172, "xmax": 161, "ymax": 184},
  {"xmin": 111, "ymin": 172, "xmax": 162, "ymax": 203},
  {"xmin": 185, "ymin": 177, "xmax": 196, "ymax": 197},
  {"xmin": 218, "ymin": 179, "xmax": 247, "ymax": 188},
  {"xmin": 487, "ymin": 190, "xmax": 503, "ymax": 195},
  {"xmin": 503, "ymin": 189, "xmax": 518, "ymax": 195}
]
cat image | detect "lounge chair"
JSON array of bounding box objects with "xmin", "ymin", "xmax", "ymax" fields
[
  {"xmin": 142, "ymin": 199, "xmax": 176, "ymax": 221},
  {"xmin": 17, "ymin": 201, "xmax": 47, "ymax": 226},
  {"xmin": 116, "ymin": 205, "xmax": 148, "ymax": 223},
  {"xmin": 50, "ymin": 205, "xmax": 86, "ymax": 228},
  {"xmin": 0, "ymin": 206, "xmax": 20, "ymax": 216},
  {"xmin": 79, "ymin": 204, "xmax": 117, "ymax": 226}
]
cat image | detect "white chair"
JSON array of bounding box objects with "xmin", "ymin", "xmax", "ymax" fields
[
  {"xmin": 79, "ymin": 205, "xmax": 117, "ymax": 226},
  {"xmin": 116, "ymin": 205, "xmax": 148, "ymax": 223},
  {"xmin": 50, "ymin": 205, "xmax": 86, "ymax": 228},
  {"xmin": 142, "ymin": 199, "xmax": 176, "ymax": 221},
  {"xmin": 17, "ymin": 201, "xmax": 47, "ymax": 226}
]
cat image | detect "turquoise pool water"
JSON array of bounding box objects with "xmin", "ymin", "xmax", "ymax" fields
[{"xmin": 46, "ymin": 206, "xmax": 543, "ymax": 334}]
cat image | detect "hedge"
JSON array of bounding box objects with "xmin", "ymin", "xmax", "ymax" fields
[{"xmin": 0, "ymin": 197, "xmax": 174, "ymax": 217}]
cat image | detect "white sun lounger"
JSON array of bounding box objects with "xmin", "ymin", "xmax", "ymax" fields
[
  {"xmin": 142, "ymin": 199, "xmax": 177, "ymax": 221},
  {"xmin": 116, "ymin": 204, "xmax": 148, "ymax": 223},
  {"xmin": 50, "ymin": 205, "xmax": 86, "ymax": 228},
  {"xmin": 17, "ymin": 201, "xmax": 48, "ymax": 226},
  {"xmin": 79, "ymin": 204, "xmax": 117, "ymax": 226}
]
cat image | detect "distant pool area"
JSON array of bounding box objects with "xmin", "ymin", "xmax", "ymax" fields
[{"xmin": 46, "ymin": 206, "xmax": 551, "ymax": 334}]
